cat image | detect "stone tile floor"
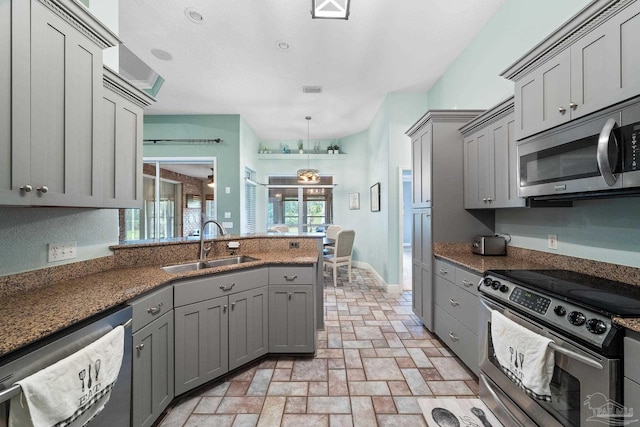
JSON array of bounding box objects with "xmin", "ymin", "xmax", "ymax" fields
[{"xmin": 158, "ymin": 267, "xmax": 479, "ymax": 427}]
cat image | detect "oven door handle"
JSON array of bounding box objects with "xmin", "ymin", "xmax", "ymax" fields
[
  {"xmin": 480, "ymin": 375, "xmax": 526, "ymax": 427},
  {"xmin": 548, "ymin": 342, "xmax": 603, "ymax": 370}
]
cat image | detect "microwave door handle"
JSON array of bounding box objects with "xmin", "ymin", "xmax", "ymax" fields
[{"xmin": 597, "ymin": 118, "xmax": 619, "ymax": 186}]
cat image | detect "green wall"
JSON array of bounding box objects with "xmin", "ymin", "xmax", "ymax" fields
[{"xmin": 143, "ymin": 115, "xmax": 242, "ymax": 234}]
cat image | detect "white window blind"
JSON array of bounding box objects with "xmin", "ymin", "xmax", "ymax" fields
[{"xmin": 245, "ymin": 168, "xmax": 257, "ymax": 233}]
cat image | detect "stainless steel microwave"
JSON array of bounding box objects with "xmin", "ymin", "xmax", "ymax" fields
[{"xmin": 518, "ymin": 98, "xmax": 640, "ymax": 200}]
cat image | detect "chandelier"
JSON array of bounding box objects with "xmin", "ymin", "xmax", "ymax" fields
[{"xmin": 297, "ymin": 116, "xmax": 321, "ymax": 184}]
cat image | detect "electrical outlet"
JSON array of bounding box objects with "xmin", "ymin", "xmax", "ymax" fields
[
  {"xmin": 48, "ymin": 241, "xmax": 77, "ymax": 262},
  {"xmin": 548, "ymin": 234, "xmax": 558, "ymax": 250},
  {"xmin": 289, "ymin": 242, "xmax": 300, "ymax": 249},
  {"xmin": 224, "ymin": 212, "xmax": 231, "ymax": 219}
]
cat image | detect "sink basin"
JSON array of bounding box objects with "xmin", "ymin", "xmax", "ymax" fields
[{"xmin": 162, "ymin": 256, "xmax": 258, "ymax": 273}]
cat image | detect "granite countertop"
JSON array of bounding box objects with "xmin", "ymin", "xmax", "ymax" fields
[
  {"xmin": 432, "ymin": 242, "xmax": 640, "ymax": 333},
  {"xmin": 0, "ymin": 250, "xmax": 317, "ymax": 357}
]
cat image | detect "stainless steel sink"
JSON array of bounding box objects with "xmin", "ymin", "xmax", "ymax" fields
[{"xmin": 162, "ymin": 256, "xmax": 258, "ymax": 273}]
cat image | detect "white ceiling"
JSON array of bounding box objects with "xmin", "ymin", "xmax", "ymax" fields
[{"xmin": 118, "ymin": 0, "xmax": 506, "ymax": 141}]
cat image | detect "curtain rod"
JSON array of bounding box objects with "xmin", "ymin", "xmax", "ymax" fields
[{"xmin": 143, "ymin": 138, "xmax": 223, "ymax": 144}]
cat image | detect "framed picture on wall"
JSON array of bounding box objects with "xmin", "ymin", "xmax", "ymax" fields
[
  {"xmin": 370, "ymin": 182, "xmax": 380, "ymax": 212},
  {"xmin": 349, "ymin": 192, "xmax": 360, "ymax": 210}
]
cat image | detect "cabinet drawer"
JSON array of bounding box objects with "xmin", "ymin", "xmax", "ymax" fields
[
  {"xmin": 269, "ymin": 266, "xmax": 314, "ymax": 285},
  {"xmin": 456, "ymin": 268, "xmax": 481, "ymax": 296},
  {"xmin": 130, "ymin": 286, "xmax": 173, "ymax": 333},
  {"xmin": 174, "ymin": 268, "xmax": 268, "ymax": 307},
  {"xmin": 434, "ymin": 305, "xmax": 479, "ymax": 376},
  {"xmin": 624, "ymin": 336, "xmax": 640, "ymax": 383},
  {"xmin": 434, "ymin": 276, "xmax": 479, "ymax": 335},
  {"xmin": 434, "ymin": 259, "xmax": 455, "ymax": 283}
]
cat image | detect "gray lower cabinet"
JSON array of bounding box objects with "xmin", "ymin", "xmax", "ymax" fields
[
  {"xmin": 174, "ymin": 296, "xmax": 229, "ymax": 396},
  {"xmin": 624, "ymin": 332, "xmax": 640, "ymax": 410},
  {"xmin": 412, "ymin": 210, "xmax": 433, "ymax": 329},
  {"xmin": 129, "ymin": 286, "xmax": 174, "ymax": 427},
  {"xmin": 433, "ymin": 258, "xmax": 482, "ymax": 375},
  {"xmin": 269, "ymin": 285, "xmax": 314, "ymax": 353},
  {"xmin": 173, "ymin": 268, "xmax": 269, "ymax": 396}
]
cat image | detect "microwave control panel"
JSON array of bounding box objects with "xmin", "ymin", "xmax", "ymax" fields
[{"xmin": 623, "ymin": 123, "xmax": 639, "ymax": 171}]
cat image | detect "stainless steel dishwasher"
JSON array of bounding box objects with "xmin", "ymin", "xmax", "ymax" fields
[{"xmin": 0, "ymin": 305, "xmax": 132, "ymax": 427}]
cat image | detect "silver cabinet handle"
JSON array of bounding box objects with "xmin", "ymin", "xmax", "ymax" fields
[
  {"xmin": 487, "ymin": 197, "xmax": 492, "ymax": 203},
  {"xmin": 569, "ymin": 102, "xmax": 578, "ymax": 109},
  {"xmin": 448, "ymin": 332, "xmax": 459, "ymax": 342},
  {"xmin": 37, "ymin": 185, "xmax": 48, "ymax": 193},
  {"xmin": 220, "ymin": 283, "xmax": 235, "ymax": 291},
  {"xmin": 288, "ymin": 292, "xmax": 292, "ymax": 300},
  {"xmin": 223, "ymin": 305, "xmax": 227, "ymax": 312},
  {"xmin": 136, "ymin": 343, "xmax": 144, "ymax": 352},
  {"xmin": 20, "ymin": 184, "xmax": 32, "ymax": 192},
  {"xmin": 482, "ymin": 198, "xmax": 487, "ymax": 202},
  {"xmin": 231, "ymin": 302, "xmax": 235, "ymax": 310},
  {"xmin": 284, "ymin": 275, "xmax": 298, "ymax": 281},
  {"xmin": 439, "ymin": 269, "xmax": 448, "ymax": 275},
  {"xmin": 147, "ymin": 302, "xmax": 163, "ymax": 315},
  {"xmin": 449, "ymin": 298, "xmax": 460, "ymax": 307},
  {"xmin": 597, "ymin": 117, "xmax": 619, "ymax": 186},
  {"xmin": 462, "ymin": 280, "xmax": 473, "ymax": 287},
  {"xmin": 558, "ymin": 106, "xmax": 566, "ymax": 114}
]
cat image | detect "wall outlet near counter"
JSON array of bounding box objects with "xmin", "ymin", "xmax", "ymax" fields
[
  {"xmin": 548, "ymin": 234, "xmax": 558, "ymax": 250},
  {"xmin": 48, "ymin": 241, "xmax": 77, "ymax": 262}
]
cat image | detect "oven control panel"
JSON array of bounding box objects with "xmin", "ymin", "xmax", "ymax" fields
[
  {"xmin": 480, "ymin": 274, "xmax": 614, "ymax": 349},
  {"xmin": 509, "ymin": 287, "xmax": 551, "ymax": 314}
]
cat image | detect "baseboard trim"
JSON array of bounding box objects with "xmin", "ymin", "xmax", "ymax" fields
[{"xmin": 352, "ymin": 261, "xmax": 402, "ymax": 293}]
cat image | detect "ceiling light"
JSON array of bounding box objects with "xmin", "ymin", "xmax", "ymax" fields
[
  {"xmin": 297, "ymin": 116, "xmax": 321, "ymax": 185},
  {"xmin": 185, "ymin": 7, "xmax": 204, "ymax": 24},
  {"xmin": 276, "ymin": 41, "xmax": 290, "ymax": 51},
  {"xmin": 311, "ymin": 0, "xmax": 350, "ymax": 20},
  {"xmin": 150, "ymin": 48, "xmax": 173, "ymax": 61}
]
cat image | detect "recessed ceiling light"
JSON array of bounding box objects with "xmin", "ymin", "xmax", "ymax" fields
[
  {"xmin": 276, "ymin": 41, "xmax": 290, "ymax": 51},
  {"xmin": 185, "ymin": 7, "xmax": 204, "ymax": 24},
  {"xmin": 151, "ymin": 48, "xmax": 173, "ymax": 61}
]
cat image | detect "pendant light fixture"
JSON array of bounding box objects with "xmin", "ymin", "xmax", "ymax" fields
[{"xmin": 297, "ymin": 116, "xmax": 321, "ymax": 184}]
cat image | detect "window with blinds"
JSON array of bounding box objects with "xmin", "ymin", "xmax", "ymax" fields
[
  {"xmin": 244, "ymin": 167, "xmax": 257, "ymax": 233},
  {"xmin": 267, "ymin": 176, "xmax": 333, "ymax": 233}
]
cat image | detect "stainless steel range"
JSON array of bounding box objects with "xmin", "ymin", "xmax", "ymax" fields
[{"xmin": 478, "ymin": 269, "xmax": 640, "ymax": 427}]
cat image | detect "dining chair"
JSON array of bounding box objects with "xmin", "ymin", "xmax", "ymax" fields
[
  {"xmin": 323, "ymin": 230, "xmax": 355, "ymax": 287},
  {"xmin": 268, "ymin": 224, "xmax": 289, "ymax": 232},
  {"xmin": 324, "ymin": 225, "xmax": 342, "ymax": 254}
]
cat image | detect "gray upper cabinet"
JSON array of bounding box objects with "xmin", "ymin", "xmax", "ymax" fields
[
  {"xmin": 461, "ymin": 98, "xmax": 525, "ymax": 209},
  {"xmin": 503, "ymin": 0, "xmax": 640, "ymax": 140},
  {"xmin": 1, "ymin": 0, "xmax": 120, "ymax": 206},
  {"xmin": 101, "ymin": 67, "xmax": 154, "ymax": 208},
  {"xmin": 411, "ymin": 124, "xmax": 432, "ymax": 208},
  {"xmin": 0, "ymin": 0, "xmax": 10, "ymax": 205}
]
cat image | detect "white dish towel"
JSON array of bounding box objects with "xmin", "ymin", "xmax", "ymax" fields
[
  {"xmin": 9, "ymin": 325, "xmax": 124, "ymax": 427},
  {"xmin": 491, "ymin": 311, "xmax": 555, "ymax": 401}
]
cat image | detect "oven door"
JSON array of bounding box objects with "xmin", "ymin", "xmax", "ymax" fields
[
  {"xmin": 479, "ymin": 297, "xmax": 620, "ymax": 427},
  {"xmin": 518, "ymin": 111, "xmax": 623, "ymax": 198}
]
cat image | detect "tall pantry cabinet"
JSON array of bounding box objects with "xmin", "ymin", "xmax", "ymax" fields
[{"xmin": 406, "ymin": 111, "xmax": 494, "ymax": 330}]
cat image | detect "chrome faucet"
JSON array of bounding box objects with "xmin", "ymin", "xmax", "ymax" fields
[{"xmin": 199, "ymin": 220, "xmax": 227, "ymax": 260}]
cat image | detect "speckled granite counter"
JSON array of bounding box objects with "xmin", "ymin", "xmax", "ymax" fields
[
  {"xmin": 433, "ymin": 242, "xmax": 640, "ymax": 333},
  {"xmin": 0, "ymin": 235, "xmax": 320, "ymax": 358}
]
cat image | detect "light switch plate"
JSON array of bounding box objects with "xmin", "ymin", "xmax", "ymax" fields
[
  {"xmin": 225, "ymin": 187, "xmax": 231, "ymax": 194},
  {"xmin": 48, "ymin": 241, "xmax": 77, "ymax": 262},
  {"xmin": 224, "ymin": 212, "xmax": 231, "ymax": 218}
]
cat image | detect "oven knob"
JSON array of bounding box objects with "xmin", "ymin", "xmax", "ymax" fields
[
  {"xmin": 491, "ymin": 280, "xmax": 501, "ymax": 290},
  {"xmin": 568, "ymin": 311, "xmax": 586, "ymax": 326},
  {"xmin": 586, "ymin": 319, "xmax": 607, "ymax": 335},
  {"xmin": 499, "ymin": 284, "xmax": 509, "ymax": 293},
  {"xmin": 553, "ymin": 306, "xmax": 566, "ymax": 316},
  {"xmin": 483, "ymin": 278, "xmax": 493, "ymax": 287}
]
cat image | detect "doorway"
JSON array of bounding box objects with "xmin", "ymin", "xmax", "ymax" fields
[{"xmin": 400, "ymin": 168, "xmax": 412, "ymax": 291}]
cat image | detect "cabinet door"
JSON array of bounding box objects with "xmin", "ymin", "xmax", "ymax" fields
[
  {"xmin": 229, "ymin": 287, "xmax": 268, "ymax": 370},
  {"xmin": 269, "ymin": 285, "xmax": 314, "ymax": 353},
  {"xmin": 29, "ymin": 1, "xmax": 103, "ymax": 206},
  {"xmin": 463, "ymin": 133, "xmax": 480, "ymax": 209},
  {"xmin": 132, "ymin": 312, "xmax": 174, "ymax": 427},
  {"xmin": 174, "ymin": 296, "xmax": 228, "ymax": 395},
  {"xmin": 412, "ymin": 125, "xmax": 432, "ymax": 208},
  {"xmin": 101, "ymin": 84, "xmax": 144, "ymax": 208},
  {"xmin": 412, "ymin": 262, "xmax": 423, "ymax": 317},
  {"xmin": 411, "ymin": 210, "xmax": 432, "ymax": 330}
]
